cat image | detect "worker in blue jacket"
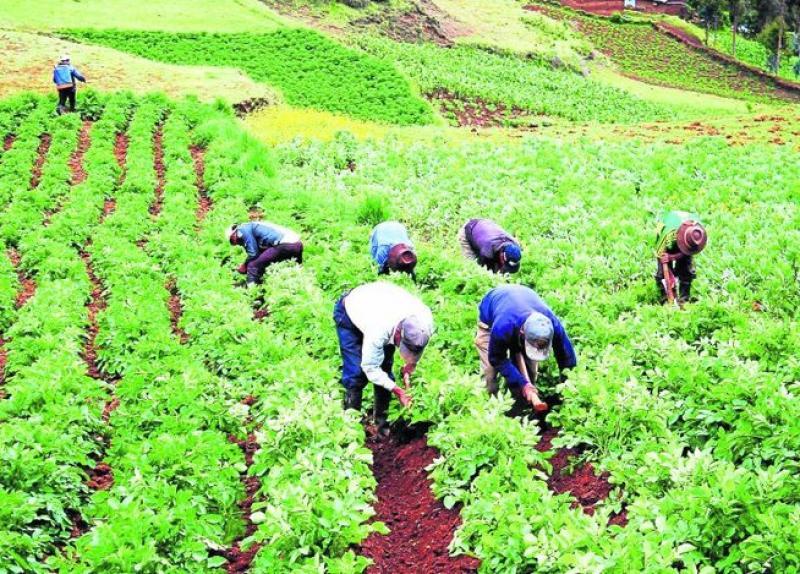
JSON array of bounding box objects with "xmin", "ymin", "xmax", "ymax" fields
[
  {"xmin": 52, "ymin": 55, "xmax": 86, "ymax": 115},
  {"xmin": 369, "ymin": 221, "xmax": 417, "ymax": 278},
  {"xmin": 476, "ymin": 285, "xmax": 576, "ymax": 412},
  {"xmin": 226, "ymin": 221, "xmax": 303, "ymax": 285}
]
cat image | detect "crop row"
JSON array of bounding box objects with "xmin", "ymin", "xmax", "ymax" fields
[
  {"xmin": 355, "ymin": 35, "xmax": 684, "ymax": 124},
  {"xmin": 269, "ymin": 130, "xmax": 800, "ymax": 571},
  {"xmin": 61, "ymin": 28, "xmax": 434, "ymax": 126}
]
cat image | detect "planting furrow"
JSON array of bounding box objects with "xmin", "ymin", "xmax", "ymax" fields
[
  {"xmin": 45, "ymin": 120, "xmax": 94, "ymax": 226},
  {"xmin": 536, "ymin": 428, "xmax": 627, "ymax": 525},
  {"xmin": 190, "ymin": 144, "xmax": 211, "ymax": 222},
  {"xmin": 7, "ymin": 248, "xmax": 36, "ymax": 308},
  {"xmin": 30, "ymin": 132, "xmax": 52, "ymax": 189},
  {"xmin": 165, "ymin": 277, "xmax": 190, "ymax": 343},
  {"xmin": 360, "ymin": 433, "xmax": 480, "ymax": 574},
  {"xmin": 149, "ymin": 122, "xmax": 166, "ymax": 215},
  {"xmin": 3, "ymin": 134, "xmax": 14, "ymax": 152}
]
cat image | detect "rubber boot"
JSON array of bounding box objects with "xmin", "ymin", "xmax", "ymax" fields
[
  {"xmin": 373, "ymin": 386, "xmax": 392, "ymax": 437},
  {"xmin": 678, "ymin": 281, "xmax": 692, "ymax": 304},
  {"xmin": 343, "ymin": 387, "xmax": 363, "ymax": 411}
]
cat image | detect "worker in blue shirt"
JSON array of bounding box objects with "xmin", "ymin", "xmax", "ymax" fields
[
  {"xmin": 369, "ymin": 221, "xmax": 417, "ymax": 278},
  {"xmin": 226, "ymin": 221, "xmax": 303, "ymax": 285},
  {"xmin": 52, "ymin": 55, "xmax": 86, "ymax": 115},
  {"xmin": 476, "ymin": 285, "xmax": 577, "ymax": 412}
]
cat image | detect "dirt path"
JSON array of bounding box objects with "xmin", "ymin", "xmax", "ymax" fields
[
  {"xmin": 149, "ymin": 124, "xmax": 165, "ymax": 216},
  {"xmin": 70, "ymin": 121, "xmax": 92, "ymax": 185},
  {"xmin": 360, "ymin": 432, "xmax": 480, "ymax": 574},
  {"xmin": 536, "ymin": 428, "xmax": 627, "ymax": 525},
  {"xmin": 189, "ymin": 145, "xmax": 212, "ymax": 223},
  {"xmin": 30, "ymin": 133, "xmax": 52, "ymax": 189}
]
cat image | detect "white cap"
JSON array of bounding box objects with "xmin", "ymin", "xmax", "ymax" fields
[{"xmin": 59, "ymin": 54, "xmax": 70, "ymax": 62}]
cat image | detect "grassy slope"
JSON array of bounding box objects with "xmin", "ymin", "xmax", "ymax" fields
[
  {"xmin": 0, "ymin": 0, "xmax": 286, "ymax": 32},
  {"xmin": 0, "ymin": 30, "xmax": 279, "ymax": 103}
]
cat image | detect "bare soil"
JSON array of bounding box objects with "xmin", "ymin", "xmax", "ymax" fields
[
  {"xmin": 427, "ymin": 89, "xmax": 530, "ymax": 128},
  {"xmin": 149, "ymin": 124, "xmax": 165, "ymax": 216},
  {"xmin": 30, "ymin": 133, "xmax": 52, "ymax": 189},
  {"xmin": 0, "ymin": 337, "xmax": 6, "ymax": 388},
  {"xmin": 70, "ymin": 121, "xmax": 93, "ymax": 185},
  {"xmin": 360, "ymin": 432, "xmax": 480, "ymax": 573},
  {"xmin": 233, "ymin": 97, "xmax": 273, "ymax": 117},
  {"xmin": 189, "ymin": 145, "xmax": 212, "ymax": 222},
  {"xmin": 8, "ymin": 248, "xmax": 36, "ymax": 308},
  {"xmin": 216, "ymin": 430, "xmax": 263, "ymax": 573},
  {"xmin": 86, "ymin": 462, "xmax": 114, "ymax": 491},
  {"xmin": 536, "ymin": 428, "xmax": 627, "ymax": 525},
  {"xmin": 3, "ymin": 134, "xmax": 14, "ymax": 152},
  {"xmin": 165, "ymin": 278, "xmax": 189, "ymax": 344},
  {"xmin": 351, "ymin": 0, "xmax": 454, "ymax": 46},
  {"xmin": 114, "ymin": 132, "xmax": 129, "ymax": 177}
]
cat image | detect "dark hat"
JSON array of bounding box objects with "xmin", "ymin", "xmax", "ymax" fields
[
  {"xmin": 501, "ymin": 243, "xmax": 521, "ymax": 273},
  {"xmin": 676, "ymin": 221, "xmax": 707, "ymax": 256},
  {"xmin": 388, "ymin": 243, "xmax": 417, "ymax": 272}
]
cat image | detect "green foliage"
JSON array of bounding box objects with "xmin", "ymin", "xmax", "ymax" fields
[
  {"xmin": 357, "ymin": 36, "xmax": 684, "ymax": 123},
  {"xmin": 61, "ymin": 28, "xmax": 434, "ymax": 126}
]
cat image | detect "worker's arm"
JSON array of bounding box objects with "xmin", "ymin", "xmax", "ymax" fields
[
  {"xmin": 488, "ymin": 322, "xmax": 528, "ymax": 388},
  {"xmin": 238, "ymin": 226, "xmax": 260, "ymax": 262},
  {"xmin": 548, "ymin": 313, "xmax": 577, "ymax": 370},
  {"xmin": 360, "ymin": 329, "xmax": 396, "ymax": 391},
  {"xmin": 71, "ymin": 67, "xmax": 86, "ymax": 83},
  {"xmin": 52, "ymin": 69, "xmax": 58, "ymax": 85}
]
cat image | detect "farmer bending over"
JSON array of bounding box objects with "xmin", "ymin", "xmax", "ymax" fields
[
  {"xmin": 370, "ymin": 221, "xmax": 417, "ymax": 278},
  {"xmin": 654, "ymin": 210, "xmax": 707, "ymax": 304},
  {"xmin": 476, "ymin": 285, "xmax": 576, "ymax": 412},
  {"xmin": 334, "ymin": 281, "xmax": 433, "ymax": 436},
  {"xmin": 53, "ymin": 54, "xmax": 86, "ymax": 115},
  {"xmin": 458, "ymin": 218, "xmax": 521, "ymax": 274},
  {"xmin": 226, "ymin": 221, "xmax": 303, "ymax": 285}
]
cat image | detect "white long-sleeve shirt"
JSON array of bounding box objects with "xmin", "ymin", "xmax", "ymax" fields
[{"xmin": 344, "ymin": 282, "xmax": 433, "ymax": 391}]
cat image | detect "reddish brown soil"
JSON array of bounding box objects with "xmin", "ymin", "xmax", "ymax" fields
[
  {"xmin": 79, "ymin": 249, "xmax": 107, "ymax": 380},
  {"xmin": 30, "ymin": 133, "xmax": 52, "ymax": 189},
  {"xmin": 427, "ymin": 89, "xmax": 529, "ymax": 128},
  {"xmin": 165, "ymin": 278, "xmax": 189, "ymax": 344},
  {"xmin": 67, "ymin": 510, "xmax": 89, "ymax": 539},
  {"xmin": 8, "ymin": 248, "xmax": 36, "ymax": 308},
  {"xmin": 360, "ymin": 434, "xmax": 480, "ymax": 574},
  {"xmin": 102, "ymin": 198, "xmax": 116, "ymax": 220},
  {"xmin": 86, "ymin": 462, "xmax": 114, "ymax": 490},
  {"xmin": 102, "ymin": 397, "xmax": 120, "ymax": 422},
  {"xmin": 189, "ymin": 145, "xmax": 212, "ymax": 222},
  {"xmin": 253, "ymin": 307, "xmax": 269, "ymax": 320},
  {"xmin": 658, "ymin": 22, "xmax": 704, "ymax": 48},
  {"xmin": 149, "ymin": 124, "xmax": 165, "ymax": 216},
  {"xmin": 0, "ymin": 337, "xmax": 6, "ymax": 388},
  {"xmin": 217, "ymin": 431, "xmax": 263, "ymax": 573},
  {"xmin": 70, "ymin": 121, "xmax": 92, "ymax": 185},
  {"xmin": 3, "ymin": 134, "xmax": 15, "ymax": 152},
  {"xmin": 114, "ymin": 132, "xmax": 129, "ymax": 174},
  {"xmin": 536, "ymin": 428, "xmax": 627, "ymax": 525}
]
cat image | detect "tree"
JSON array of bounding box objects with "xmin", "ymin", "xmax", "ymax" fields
[
  {"xmin": 728, "ymin": 0, "xmax": 752, "ymax": 57},
  {"xmin": 759, "ymin": 14, "xmax": 788, "ymax": 71},
  {"xmin": 691, "ymin": 0, "xmax": 726, "ymax": 44}
]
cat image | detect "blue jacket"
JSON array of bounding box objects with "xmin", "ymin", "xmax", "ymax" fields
[
  {"xmin": 236, "ymin": 222, "xmax": 294, "ymax": 262},
  {"xmin": 479, "ymin": 285, "xmax": 576, "ymax": 388},
  {"xmin": 53, "ymin": 64, "xmax": 85, "ymax": 87},
  {"xmin": 370, "ymin": 221, "xmax": 413, "ymax": 270}
]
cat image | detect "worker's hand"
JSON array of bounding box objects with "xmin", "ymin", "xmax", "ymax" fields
[
  {"xmin": 392, "ymin": 386, "xmax": 412, "ymax": 408},
  {"xmin": 237, "ymin": 263, "xmax": 247, "ymax": 274},
  {"xmin": 658, "ymin": 253, "xmax": 672, "ymax": 264},
  {"xmin": 522, "ymin": 384, "xmax": 548, "ymax": 413},
  {"xmin": 401, "ymin": 364, "xmax": 414, "ymax": 389}
]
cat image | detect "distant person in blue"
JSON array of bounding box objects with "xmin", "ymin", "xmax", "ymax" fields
[
  {"xmin": 369, "ymin": 221, "xmax": 417, "ymax": 278},
  {"xmin": 458, "ymin": 218, "xmax": 521, "ymax": 274},
  {"xmin": 52, "ymin": 55, "xmax": 86, "ymax": 115},
  {"xmin": 226, "ymin": 221, "xmax": 303, "ymax": 285},
  {"xmin": 476, "ymin": 285, "xmax": 576, "ymax": 412}
]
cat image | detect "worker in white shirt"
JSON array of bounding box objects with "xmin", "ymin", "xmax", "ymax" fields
[{"xmin": 333, "ymin": 281, "xmax": 433, "ymax": 436}]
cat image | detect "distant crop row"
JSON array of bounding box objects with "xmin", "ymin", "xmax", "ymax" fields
[
  {"xmin": 61, "ymin": 29, "xmax": 435, "ymax": 126},
  {"xmin": 356, "ymin": 36, "xmax": 687, "ymax": 124}
]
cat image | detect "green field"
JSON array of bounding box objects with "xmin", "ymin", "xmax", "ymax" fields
[{"xmin": 1, "ymin": 1, "xmax": 800, "ymax": 572}]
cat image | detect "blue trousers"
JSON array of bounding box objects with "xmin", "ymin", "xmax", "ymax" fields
[{"xmin": 333, "ymin": 294, "xmax": 395, "ymax": 392}]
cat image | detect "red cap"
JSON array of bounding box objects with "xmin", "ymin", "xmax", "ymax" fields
[{"xmin": 676, "ymin": 221, "xmax": 707, "ymax": 256}]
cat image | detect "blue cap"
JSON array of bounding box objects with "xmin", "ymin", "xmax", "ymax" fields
[{"xmin": 502, "ymin": 243, "xmax": 521, "ymax": 272}]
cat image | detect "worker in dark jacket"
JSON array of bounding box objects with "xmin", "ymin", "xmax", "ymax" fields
[
  {"xmin": 334, "ymin": 281, "xmax": 433, "ymax": 435},
  {"xmin": 53, "ymin": 55, "xmax": 86, "ymax": 115},
  {"xmin": 226, "ymin": 221, "xmax": 303, "ymax": 285},
  {"xmin": 654, "ymin": 210, "xmax": 707, "ymax": 303},
  {"xmin": 458, "ymin": 218, "xmax": 521, "ymax": 273},
  {"xmin": 476, "ymin": 285, "xmax": 576, "ymax": 412},
  {"xmin": 369, "ymin": 221, "xmax": 417, "ymax": 277}
]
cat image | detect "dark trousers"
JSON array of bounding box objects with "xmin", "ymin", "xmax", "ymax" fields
[
  {"xmin": 333, "ymin": 294, "xmax": 394, "ymax": 407},
  {"xmin": 57, "ymin": 87, "xmax": 76, "ymax": 113},
  {"xmin": 655, "ymin": 255, "xmax": 695, "ymax": 297},
  {"xmin": 246, "ymin": 241, "xmax": 303, "ymax": 284}
]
